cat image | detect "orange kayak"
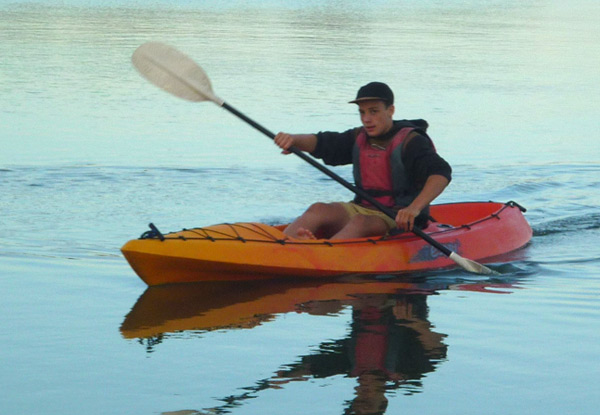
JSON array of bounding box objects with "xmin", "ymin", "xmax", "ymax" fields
[{"xmin": 121, "ymin": 201, "xmax": 532, "ymax": 286}]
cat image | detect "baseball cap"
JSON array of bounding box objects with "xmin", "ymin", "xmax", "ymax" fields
[{"xmin": 348, "ymin": 82, "xmax": 394, "ymax": 105}]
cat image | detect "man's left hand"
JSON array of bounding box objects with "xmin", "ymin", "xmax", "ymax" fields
[{"xmin": 395, "ymin": 206, "xmax": 421, "ymax": 231}]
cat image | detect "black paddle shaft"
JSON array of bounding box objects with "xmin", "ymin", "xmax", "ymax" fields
[{"xmin": 221, "ymin": 102, "xmax": 453, "ymax": 258}]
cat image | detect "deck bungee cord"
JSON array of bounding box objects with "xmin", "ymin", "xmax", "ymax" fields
[{"xmin": 137, "ymin": 201, "xmax": 527, "ymax": 247}]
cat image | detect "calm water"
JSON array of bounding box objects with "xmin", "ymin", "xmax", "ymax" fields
[{"xmin": 1, "ymin": 1, "xmax": 599, "ymax": 414}]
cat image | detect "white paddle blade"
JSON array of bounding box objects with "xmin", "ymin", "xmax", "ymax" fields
[
  {"xmin": 449, "ymin": 252, "xmax": 500, "ymax": 275},
  {"xmin": 132, "ymin": 42, "xmax": 224, "ymax": 105}
]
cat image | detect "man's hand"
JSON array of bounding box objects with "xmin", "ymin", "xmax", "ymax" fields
[
  {"xmin": 395, "ymin": 205, "xmax": 422, "ymax": 231},
  {"xmin": 274, "ymin": 132, "xmax": 295, "ymax": 154},
  {"xmin": 273, "ymin": 133, "xmax": 318, "ymax": 154}
]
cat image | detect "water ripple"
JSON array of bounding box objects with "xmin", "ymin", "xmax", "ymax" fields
[{"xmin": 533, "ymin": 213, "xmax": 600, "ymax": 236}]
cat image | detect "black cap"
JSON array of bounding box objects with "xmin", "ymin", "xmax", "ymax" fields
[{"xmin": 349, "ymin": 82, "xmax": 394, "ymax": 105}]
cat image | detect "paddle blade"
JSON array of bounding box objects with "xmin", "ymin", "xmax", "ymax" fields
[
  {"xmin": 132, "ymin": 42, "xmax": 223, "ymax": 105},
  {"xmin": 449, "ymin": 252, "xmax": 500, "ymax": 276}
]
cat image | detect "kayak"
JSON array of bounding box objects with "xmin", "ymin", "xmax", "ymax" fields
[
  {"xmin": 122, "ymin": 201, "xmax": 531, "ymax": 285},
  {"xmin": 121, "ymin": 201, "xmax": 531, "ymax": 286}
]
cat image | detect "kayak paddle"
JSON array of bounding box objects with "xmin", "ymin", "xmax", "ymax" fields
[{"xmin": 131, "ymin": 41, "xmax": 498, "ymax": 276}]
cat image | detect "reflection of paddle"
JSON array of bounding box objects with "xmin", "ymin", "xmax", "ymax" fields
[{"xmin": 131, "ymin": 42, "xmax": 497, "ymax": 275}]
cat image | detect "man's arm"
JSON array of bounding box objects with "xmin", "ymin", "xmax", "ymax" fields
[
  {"xmin": 396, "ymin": 134, "xmax": 452, "ymax": 230},
  {"xmin": 274, "ymin": 129, "xmax": 358, "ymax": 166},
  {"xmin": 274, "ymin": 133, "xmax": 318, "ymax": 153},
  {"xmin": 395, "ymin": 174, "xmax": 449, "ymax": 231}
]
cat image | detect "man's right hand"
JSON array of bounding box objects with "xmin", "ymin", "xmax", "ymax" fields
[{"xmin": 274, "ymin": 132, "xmax": 295, "ymax": 154}]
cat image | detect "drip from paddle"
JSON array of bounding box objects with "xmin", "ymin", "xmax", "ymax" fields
[{"xmin": 131, "ymin": 42, "xmax": 499, "ymax": 276}]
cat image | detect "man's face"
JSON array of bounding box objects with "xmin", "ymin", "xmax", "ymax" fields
[{"xmin": 358, "ymin": 100, "xmax": 395, "ymax": 137}]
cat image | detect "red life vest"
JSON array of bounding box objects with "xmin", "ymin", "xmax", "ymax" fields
[{"xmin": 352, "ymin": 127, "xmax": 417, "ymax": 208}]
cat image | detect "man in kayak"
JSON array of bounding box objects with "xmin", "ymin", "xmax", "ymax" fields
[{"xmin": 274, "ymin": 82, "xmax": 452, "ymax": 240}]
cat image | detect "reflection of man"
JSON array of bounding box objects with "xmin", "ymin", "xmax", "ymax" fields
[
  {"xmin": 278, "ymin": 294, "xmax": 448, "ymax": 414},
  {"xmin": 160, "ymin": 292, "xmax": 448, "ymax": 415}
]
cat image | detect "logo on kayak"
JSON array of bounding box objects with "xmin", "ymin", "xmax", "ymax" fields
[{"xmin": 411, "ymin": 240, "xmax": 461, "ymax": 262}]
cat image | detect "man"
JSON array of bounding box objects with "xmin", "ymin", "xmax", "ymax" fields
[{"xmin": 274, "ymin": 82, "xmax": 451, "ymax": 240}]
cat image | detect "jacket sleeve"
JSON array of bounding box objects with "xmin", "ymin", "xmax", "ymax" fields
[
  {"xmin": 311, "ymin": 128, "xmax": 359, "ymax": 166},
  {"xmin": 402, "ymin": 134, "xmax": 452, "ymax": 190}
]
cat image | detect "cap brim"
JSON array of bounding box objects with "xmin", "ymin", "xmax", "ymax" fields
[{"xmin": 348, "ymin": 97, "xmax": 388, "ymax": 104}]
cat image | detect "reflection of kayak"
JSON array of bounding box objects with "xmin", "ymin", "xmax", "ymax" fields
[
  {"xmin": 120, "ymin": 274, "xmax": 518, "ymax": 340},
  {"xmin": 121, "ymin": 201, "xmax": 531, "ymax": 286},
  {"xmin": 120, "ymin": 278, "xmax": 405, "ymax": 339}
]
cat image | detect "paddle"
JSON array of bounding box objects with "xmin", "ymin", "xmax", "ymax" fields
[{"xmin": 131, "ymin": 41, "xmax": 498, "ymax": 276}]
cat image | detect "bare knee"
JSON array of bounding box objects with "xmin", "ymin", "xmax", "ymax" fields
[
  {"xmin": 304, "ymin": 202, "xmax": 331, "ymax": 216},
  {"xmin": 301, "ymin": 202, "xmax": 347, "ymax": 220},
  {"xmin": 289, "ymin": 202, "xmax": 349, "ymax": 239},
  {"xmin": 332, "ymin": 214, "xmax": 388, "ymax": 239}
]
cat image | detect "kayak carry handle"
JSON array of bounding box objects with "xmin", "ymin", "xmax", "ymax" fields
[{"xmin": 140, "ymin": 223, "xmax": 165, "ymax": 241}]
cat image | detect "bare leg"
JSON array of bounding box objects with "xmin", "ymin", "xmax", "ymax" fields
[
  {"xmin": 331, "ymin": 214, "xmax": 389, "ymax": 240},
  {"xmin": 284, "ymin": 202, "xmax": 350, "ymax": 240}
]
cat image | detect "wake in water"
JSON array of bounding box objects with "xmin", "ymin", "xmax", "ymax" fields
[{"xmin": 533, "ymin": 212, "xmax": 600, "ymax": 237}]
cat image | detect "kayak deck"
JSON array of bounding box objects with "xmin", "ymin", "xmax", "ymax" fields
[{"xmin": 121, "ymin": 201, "xmax": 532, "ymax": 285}]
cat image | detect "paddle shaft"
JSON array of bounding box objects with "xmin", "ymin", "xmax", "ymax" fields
[{"xmin": 222, "ymin": 102, "xmax": 453, "ymax": 257}]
